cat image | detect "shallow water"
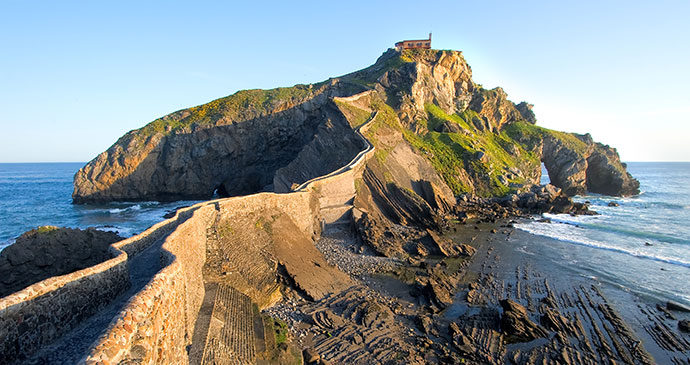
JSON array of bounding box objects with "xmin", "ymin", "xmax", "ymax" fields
[{"xmin": 516, "ymin": 162, "xmax": 690, "ymax": 306}]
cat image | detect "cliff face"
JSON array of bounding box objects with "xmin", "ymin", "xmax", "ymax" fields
[
  {"xmin": 73, "ymin": 84, "xmax": 364, "ymax": 203},
  {"xmin": 74, "ymin": 48, "xmax": 638, "ymax": 205}
]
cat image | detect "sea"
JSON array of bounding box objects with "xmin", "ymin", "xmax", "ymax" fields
[
  {"xmin": 516, "ymin": 162, "xmax": 690, "ymax": 307},
  {"xmin": 0, "ymin": 162, "xmax": 688, "ymax": 306},
  {"xmin": 0, "ymin": 163, "xmax": 201, "ymax": 247}
]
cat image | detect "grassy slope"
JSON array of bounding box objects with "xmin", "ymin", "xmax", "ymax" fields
[
  {"xmin": 137, "ymin": 84, "xmax": 323, "ymax": 137},
  {"xmin": 404, "ymin": 104, "xmax": 542, "ymax": 196}
]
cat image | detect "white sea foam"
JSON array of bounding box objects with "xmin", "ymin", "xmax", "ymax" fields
[
  {"xmin": 108, "ymin": 204, "xmax": 143, "ymax": 214},
  {"xmin": 516, "ymin": 221, "xmax": 690, "ymax": 268}
]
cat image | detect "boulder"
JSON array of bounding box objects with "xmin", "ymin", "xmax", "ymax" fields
[
  {"xmin": 0, "ymin": 227, "xmax": 122, "ymax": 297},
  {"xmin": 667, "ymin": 301, "xmax": 690, "ymax": 313},
  {"xmin": 499, "ymin": 299, "xmax": 548, "ymax": 343},
  {"xmin": 679, "ymin": 320, "xmax": 690, "ymax": 333},
  {"xmin": 303, "ymin": 348, "xmax": 320, "ymax": 364}
]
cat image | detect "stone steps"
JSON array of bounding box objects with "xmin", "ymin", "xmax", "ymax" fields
[
  {"xmin": 201, "ymin": 284, "xmax": 256, "ymax": 365},
  {"xmin": 320, "ymin": 204, "xmax": 353, "ymax": 224}
]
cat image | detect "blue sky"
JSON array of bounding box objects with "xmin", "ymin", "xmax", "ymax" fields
[{"xmin": 0, "ymin": 1, "xmax": 688, "ymax": 162}]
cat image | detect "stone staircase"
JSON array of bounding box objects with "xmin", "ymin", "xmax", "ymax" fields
[
  {"xmin": 318, "ymin": 182, "xmax": 356, "ymax": 229},
  {"xmin": 201, "ymin": 284, "xmax": 257, "ymax": 364}
]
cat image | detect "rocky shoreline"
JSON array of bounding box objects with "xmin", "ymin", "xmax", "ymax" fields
[{"xmin": 262, "ymin": 202, "xmax": 690, "ymax": 364}]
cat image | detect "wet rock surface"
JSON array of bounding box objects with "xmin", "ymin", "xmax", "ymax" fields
[{"xmin": 262, "ymin": 218, "xmax": 690, "ymax": 365}]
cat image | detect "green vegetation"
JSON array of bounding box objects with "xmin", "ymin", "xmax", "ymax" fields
[
  {"xmin": 374, "ymin": 148, "xmax": 390, "ymax": 164},
  {"xmin": 272, "ymin": 317, "xmax": 288, "ymax": 345},
  {"xmin": 254, "ymin": 216, "xmax": 273, "ymax": 235},
  {"xmin": 344, "ymin": 52, "xmax": 415, "ymax": 89},
  {"xmin": 504, "ymin": 121, "xmax": 588, "ymax": 156},
  {"xmin": 401, "ymin": 104, "xmax": 543, "ymax": 196},
  {"xmin": 36, "ymin": 226, "xmax": 59, "ymax": 234},
  {"xmin": 137, "ymin": 83, "xmax": 325, "ymax": 137},
  {"xmin": 425, "ymin": 104, "xmax": 471, "ymax": 131},
  {"xmin": 354, "ymin": 177, "xmax": 365, "ymax": 195},
  {"xmin": 217, "ymin": 222, "xmax": 236, "ymax": 237}
]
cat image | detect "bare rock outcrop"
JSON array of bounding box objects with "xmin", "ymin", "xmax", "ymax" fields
[
  {"xmin": 541, "ymin": 133, "xmax": 640, "ymax": 197},
  {"xmin": 468, "ymin": 87, "xmax": 524, "ymax": 132},
  {"xmin": 0, "ymin": 226, "xmax": 122, "ymax": 297},
  {"xmin": 499, "ymin": 299, "xmax": 548, "ymax": 343},
  {"xmin": 73, "ymin": 84, "xmax": 362, "ymax": 203},
  {"xmin": 376, "ymin": 49, "xmax": 474, "ymax": 127}
]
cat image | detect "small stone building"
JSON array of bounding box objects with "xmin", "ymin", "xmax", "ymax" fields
[{"xmin": 395, "ymin": 33, "xmax": 432, "ymax": 50}]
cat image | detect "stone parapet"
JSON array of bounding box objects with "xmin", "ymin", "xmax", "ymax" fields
[
  {"xmin": 0, "ymin": 91, "xmax": 378, "ymax": 364},
  {"xmin": 0, "ymin": 247, "xmax": 129, "ymax": 364}
]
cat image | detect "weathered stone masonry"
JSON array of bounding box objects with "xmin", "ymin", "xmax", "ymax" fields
[
  {"xmin": 0, "ymin": 93, "xmax": 376, "ymax": 364},
  {"xmin": 0, "ymin": 207, "xmax": 188, "ymax": 364}
]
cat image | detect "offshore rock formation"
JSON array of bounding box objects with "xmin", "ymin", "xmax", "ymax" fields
[{"xmin": 540, "ymin": 133, "xmax": 640, "ymax": 196}]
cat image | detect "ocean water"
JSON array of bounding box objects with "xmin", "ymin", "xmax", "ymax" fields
[
  {"xmin": 0, "ymin": 163, "xmax": 201, "ymax": 249},
  {"xmin": 1, "ymin": 162, "xmax": 688, "ymax": 306},
  {"xmin": 517, "ymin": 162, "xmax": 690, "ymax": 306}
]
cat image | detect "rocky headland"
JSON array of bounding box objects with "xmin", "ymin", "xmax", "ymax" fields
[
  {"xmin": 72, "ymin": 49, "xmax": 638, "ymax": 204},
  {"xmin": 5, "ymin": 48, "xmax": 683, "ymax": 365}
]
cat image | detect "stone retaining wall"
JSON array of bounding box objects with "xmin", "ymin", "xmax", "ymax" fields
[
  {"xmin": 0, "ymin": 203, "xmax": 195, "ymax": 364},
  {"xmin": 0, "ymin": 246, "xmax": 129, "ymax": 364},
  {"xmin": 83, "ymin": 193, "xmax": 319, "ymax": 364},
  {"xmin": 0, "ymin": 92, "xmax": 378, "ymax": 364},
  {"xmin": 84, "ymin": 204, "xmax": 215, "ymax": 364}
]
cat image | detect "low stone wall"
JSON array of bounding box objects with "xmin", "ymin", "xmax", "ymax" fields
[
  {"xmin": 0, "ymin": 246, "xmax": 129, "ymax": 364},
  {"xmin": 0, "ymin": 201, "xmax": 196, "ymax": 364},
  {"xmin": 84, "ymin": 203, "xmax": 215, "ymax": 364}
]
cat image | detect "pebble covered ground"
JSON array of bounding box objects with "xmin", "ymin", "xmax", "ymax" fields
[
  {"xmin": 314, "ymin": 226, "xmax": 400, "ymax": 278},
  {"xmin": 263, "ymin": 225, "xmax": 406, "ymax": 347}
]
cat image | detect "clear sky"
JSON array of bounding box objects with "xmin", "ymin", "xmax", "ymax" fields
[{"xmin": 1, "ymin": 1, "xmax": 688, "ymax": 162}]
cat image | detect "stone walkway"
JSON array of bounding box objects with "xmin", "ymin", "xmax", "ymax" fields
[
  {"xmin": 199, "ymin": 284, "xmax": 258, "ymax": 365},
  {"xmin": 23, "ymin": 234, "xmax": 170, "ymax": 364}
]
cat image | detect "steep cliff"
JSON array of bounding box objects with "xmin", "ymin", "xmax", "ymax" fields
[
  {"xmin": 73, "ymin": 83, "xmax": 364, "ymax": 203},
  {"xmin": 74, "ymin": 48, "xmax": 638, "ymax": 205}
]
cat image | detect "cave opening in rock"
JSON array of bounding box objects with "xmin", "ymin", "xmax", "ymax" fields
[
  {"xmin": 540, "ymin": 162, "xmax": 551, "ymax": 185},
  {"xmin": 213, "ymin": 184, "xmax": 229, "ymax": 199}
]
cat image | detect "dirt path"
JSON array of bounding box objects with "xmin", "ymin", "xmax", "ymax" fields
[{"xmin": 23, "ymin": 236, "xmax": 169, "ymax": 364}]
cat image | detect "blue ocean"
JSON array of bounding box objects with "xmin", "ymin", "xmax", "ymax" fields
[
  {"xmin": 0, "ymin": 162, "xmax": 688, "ymax": 307},
  {"xmin": 0, "ymin": 163, "xmax": 200, "ymax": 248},
  {"xmin": 517, "ymin": 162, "xmax": 690, "ymax": 306}
]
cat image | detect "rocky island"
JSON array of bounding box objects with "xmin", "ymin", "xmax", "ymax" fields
[{"xmin": 2, "ymin": 48, "xmax": 687, "ymax": 365}]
